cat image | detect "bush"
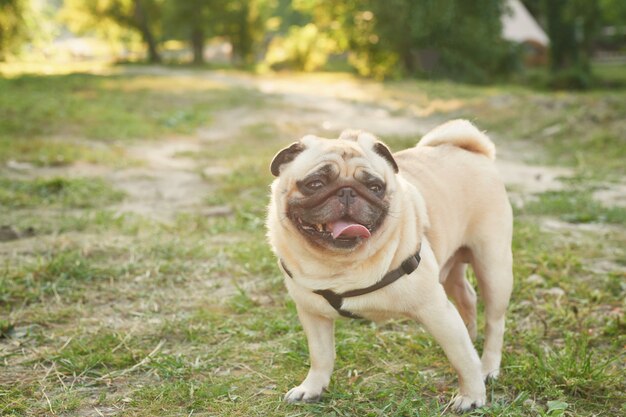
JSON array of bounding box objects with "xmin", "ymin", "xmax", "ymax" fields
[{"xmin": 547, "ymin": 67, "xmax": 593, "ymax": 90}]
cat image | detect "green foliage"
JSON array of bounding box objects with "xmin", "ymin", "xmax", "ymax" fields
[
  {"xmin": 265, "ymin": 23, "xmax": 337, "ymax": 71},
  {"xmin": 162, "ymin": 0, "xmax": 226, "ymax": 64},
  {"xmin": 3, "ymin": 0, "xmax": 619, "ymax": 85},
  {"xmin": 162, "ymin": 0, "xmax": 277, "ymax": 66},
  {"xmin": 599, "ymin": 0, "xmax": 626, "ymax": 25},
  {"xmin": 59, "ymin": 0, "xmax": 162, "ymax": 62},
  {"xmin": 59, "ymin": 0, "xmax": 139, "ymax": 48},
  {"xmin": 163, "ymin": 0, "xmax": 215, "ymax": 37},
  {"xmin": 0, "ymin": 0, "xmax": 27, "ymax": 59},
  {"xmin": 221, "ymin": 0, "xmax": 276, "ymax": 66}
]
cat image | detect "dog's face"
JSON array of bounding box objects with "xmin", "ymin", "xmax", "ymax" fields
[{"xmin": 270, "ymin": 131, "xmax": 399, "ymax": 251}]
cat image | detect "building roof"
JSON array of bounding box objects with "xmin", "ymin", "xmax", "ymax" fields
[{"xmin": 502, "ymin": 0, "xmax": 549, "ymax": 46}]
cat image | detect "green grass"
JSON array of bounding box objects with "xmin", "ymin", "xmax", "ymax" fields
[
  {"xmin": 0, "ymin": 208, "xmax": 148, "ymax": 238},
  {"xmin": 457, "ymin": 88, "xmax": 626, "ymax": 181},
  {"xmin": 0, "ymin": 73, "xmax": 264, "ymax": 141},
  {"xmin": 0, "ymin": 248, "xmax": 124, "ymax": 309},
  {"xmin": 0, "ymin": 137, "xmax": 129, "ymax": 167},
  {"xmin": 523, "ymin": 190, "xmax": 626, "ymax": 225},
  {"xmin": 53, "ymin": 332, "xmax": 150, "ymax": 376},
  {"xmin": 593, "ymin": 61, "xmax": 626, "ymax": 87},
  {"xmin": 1, "ymin": 65, "xmax": 624, "ymax": 416},
  {"xmin": 0, "ymin": 177, "xmax": 125, "ymax": 209}
]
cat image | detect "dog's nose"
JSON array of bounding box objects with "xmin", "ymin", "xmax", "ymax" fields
[{"xmin": 337, "ymin": 187, "xmax": 357, "ymax": 205}]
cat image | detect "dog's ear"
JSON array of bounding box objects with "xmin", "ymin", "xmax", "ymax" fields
[
  {"xmin": 270, "ymin": 142, "xmax": 306, "ymax": 177},
  {"xmin": 373, "ymin": 142, "xmax": 399, "ymax": 173}
]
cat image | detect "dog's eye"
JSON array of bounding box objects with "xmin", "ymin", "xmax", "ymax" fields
[
  {"xmin": 306, "ymin": 179, "xmax": 325, "ymax": 190},
  {"xmin": 368, "ymin": 182, "xmax": 383, "ymax": 193}
]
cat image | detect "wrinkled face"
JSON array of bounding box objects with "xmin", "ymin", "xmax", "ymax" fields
[{"xmin": 270, "ymin": 131, "xmax": 398, "ymax": 251}]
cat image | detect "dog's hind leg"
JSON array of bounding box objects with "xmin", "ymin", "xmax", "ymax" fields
[
  {"xmin": 471, "ymin": 245, "xmax": 513, "ymax": 381},
  {"xmin": 443, "ymin": 262, "xmax": 478, "ymax": 341}
]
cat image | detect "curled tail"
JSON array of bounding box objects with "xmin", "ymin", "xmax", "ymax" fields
[{"xmin": 417, "ymin": 119, "xmax": 496, "ymax": 160}]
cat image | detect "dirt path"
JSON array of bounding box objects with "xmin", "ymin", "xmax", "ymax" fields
[
  {"xmin": 110, "ymin": 139, "xmax": 212, "ymax": 221},
  {"xmin": 100, "ymin": 67, "xmax": 578, "ymax": 221},
  {"xmin": 8, "ymin": 67, "xmax": 619, "ymax": 232}
]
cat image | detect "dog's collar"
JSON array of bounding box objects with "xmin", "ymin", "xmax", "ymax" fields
[{"xmin": 280, "ymin": 248, "xmax": 421, "ymax": 319}]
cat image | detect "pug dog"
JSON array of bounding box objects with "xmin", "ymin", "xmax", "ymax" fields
[{"xmin": 266, "ymin": 120, "xmax": 513, "ymax": 412}]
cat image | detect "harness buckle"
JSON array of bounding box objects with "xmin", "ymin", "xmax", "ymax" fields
[{"xmin": 401, "ymin": 255, "xmax": 419, "ymax": 275}]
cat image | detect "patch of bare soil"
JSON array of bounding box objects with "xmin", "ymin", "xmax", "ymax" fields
[
  {"xmin": 129, "ymin": 67, "xmax": 439, "ymax": 139},
  {"xmin": 540, "ymin": 217, "xmax": 620, "ymax": 236},
  {"xmin": 496, "ymin": 159, "xmax": 572, "ymax": 208},
  {"xmin": 539, "ymin": 218, "xmax": 625, "ymax": 275},
  {"xmin": 2, "ymin": 137, "xmax": 219, "ymax": 223},
  {"xmin": 255, "ymin": 78, "xmax": 435, "ymax": 136},
  {"xmin": 496, "ymin": 160, "xmax": 572, "ymax": 195},
  {"xmin": 109, "ymin": 139, "xmax": 213, "ymax": 222},
  {"xmin": 593, "ymin": 182, "xmax": 626, "ymax": 208}
]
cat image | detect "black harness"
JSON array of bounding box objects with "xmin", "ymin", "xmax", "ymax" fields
[{"xmin": 280, "ymin": 249, "xmax": 421, "ymax": 319}]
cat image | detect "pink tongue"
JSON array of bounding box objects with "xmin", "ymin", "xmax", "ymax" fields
[{"xmin": 330, "ymin": 221, "xmax": 371, "ymax": 239}]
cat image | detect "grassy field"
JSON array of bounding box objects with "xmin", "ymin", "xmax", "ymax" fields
[{"xmin": 0, "ymin": 64, "xmax": 624, "ymax": 416}]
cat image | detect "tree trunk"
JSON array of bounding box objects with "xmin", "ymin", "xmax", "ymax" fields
[
  {"xmin": 401, "ymin": 47, "xmax": 415, "ymax": 75},
  {"xmin": 545, "ymin": 0, "xmax": 578, "ymax": 72},
  {"xmin": 232, "ymin": 3, "xmax": 253, "ymax": 66},
  {"xmin": 579, "ymin": 3, "xmax": 601, "ymax": 73},
  {"xmin": 134, "ymin": 0, "xmax": 161, "ymax": 63},
  {"xmin": 191, "ymin": 27, "xmax": 204, "ymax": 65}
]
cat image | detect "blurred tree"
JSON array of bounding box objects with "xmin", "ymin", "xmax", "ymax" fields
[
  {"xmin": 61, "ymin": 0, "xmax": 277, "ymax": 66},
  {"xmin": 274, "ymin": 0, "xmax": 309, "ymax": 32},
  {"xmin": 543, "ymin": 0, "xmax": 601, "ymax": 88},
  {"xmin": 0, "ymin": 0, "xmax": 27, "ymax": 60},
  {"xmin": 265, "ymin": 23, "xmax": 337, "ymax": 71},
  {"xmin": 524, "ymin": 0, "xmax": 626, "ymax": 87},
  {"xmin": 598, "ymin": 0, "xmax": 626, "ymax": 46},
  {"xmin": 133, "ymin": 0, "xmax": 161, "ymax": 62},
  {"xmin": 294, "ymin": 0, "xmax": 513, "ymax": 82},
  {"xmin": 60, "ymin": 0, "xmax": 163, "ymax": 62},
  {"xmin": 163, "ymin": 0, "xmax": 275, "ymax": 66},
  {"xmin": 163, "ymin": 0, "xmax": 227, "ymax": 65},
  {"xmin": 218, "ymin": 0, "xmax": 276, "ymax": 66},
  {"xmin": 600, "ymin": 0, "xmax": 626, "ymax": 26}
]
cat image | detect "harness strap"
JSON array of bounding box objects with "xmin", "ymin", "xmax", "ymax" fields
[{"xmin": 280, "ymin": 249, "xmax": 421, "ymax": 319}]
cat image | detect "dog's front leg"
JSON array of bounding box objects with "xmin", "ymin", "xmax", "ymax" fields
[
  {"xmin": 284, "ymin": 305, "xmax": 335, "ymax": 403},
  {"xmin": 413, "ymin": 283, "xmax": 486, "ymax": 412}
]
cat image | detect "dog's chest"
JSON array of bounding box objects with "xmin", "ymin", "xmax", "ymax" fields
[{"xmin": 285, "ymin": 274, "xmax": 417, "ymax": 322}]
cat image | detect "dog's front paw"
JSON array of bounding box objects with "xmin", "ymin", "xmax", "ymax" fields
[
  {"xmin": 284, "ymin": 385, "xmax": 323, "ymax": 403},
  {"xmin": 449, "ymin": 393, "xmax": 485, "ymax": 413}
]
